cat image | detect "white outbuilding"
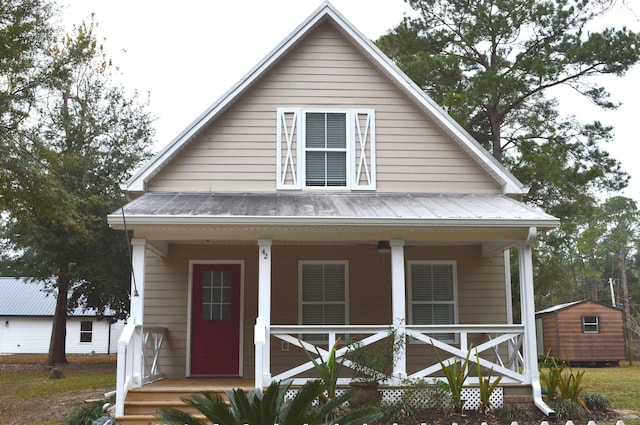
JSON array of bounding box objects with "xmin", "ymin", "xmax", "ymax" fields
[{"xmin": 0, "ymin": 277, "xmax": 125, "ymax": 355}]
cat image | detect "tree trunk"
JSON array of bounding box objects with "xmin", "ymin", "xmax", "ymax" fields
[
  {"xmin": 47, "ymin": 273, "xmax": 69, "ymax": 367},
  {"xmin": 487, "ymin": 108, "xmax": 502, "ymax": 162},
  {"xmin": 619, "ymin": 247, "xmax": 633, "ymax": 366}
]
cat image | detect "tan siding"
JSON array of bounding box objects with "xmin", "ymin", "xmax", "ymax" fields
[
  {"xmin": 143, "ymin": 245, "xmax": 258, "ymax": 379},
  {"xmin": 148, "ymin": 22, "xmax": 499, "ymax": 194},
  {"xmin": 143, "ymin": 243, "xmax": 507, "ymax": 379}
]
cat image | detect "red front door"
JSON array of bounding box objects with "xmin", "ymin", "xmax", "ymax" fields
[{"xmin": 190, "ymin": 263, "xmax": 241, "ymax": 375}]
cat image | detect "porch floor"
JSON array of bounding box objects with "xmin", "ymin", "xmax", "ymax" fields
[{"xmin": 141, "ymin": 376, "xmax": 255, "ymax": 392}]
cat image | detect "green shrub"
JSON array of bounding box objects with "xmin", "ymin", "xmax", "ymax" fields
[
  {"xmin": 432, "ymin": 343, "xmax": 471, "ymax": 412},
  {"xmin": 156, "ymin": 379, "xmax": 382, "ymax": 425},
  {"xmin": 475, "ymin": 349, "xmax": 502, "ymax": 413},
  {"xmin": 66, "ymin": 399, "xmax": 108, "ymax": 425},
  {"xmin": 302, "ymin": 338, "xmax": 344, "ymax": 400},
  {"xmin": 583, "ymin": 393, "xmax": 612, "ymax": 412},
  {"xmin": 497, "ymin": 404, "xmax": 531, "ymax": 421},
  {"xmin": 549, "ymin": 399, "xmax": 587, "ymax": 420},
  {"xmin": 540, "ymin": 357, "xmax": 589, "ymax": 412},
  {"xmin": 379, "ymin": 378, "xmax": 452, "ymax": 423}
]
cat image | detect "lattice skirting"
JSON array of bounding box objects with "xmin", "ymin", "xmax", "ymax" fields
[{"xmin": 285, "ymin": 386, "xmax": 503, "ymax": 409}]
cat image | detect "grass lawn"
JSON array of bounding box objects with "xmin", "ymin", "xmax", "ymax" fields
[
  {"xmin": 577, "ymin": 362, "xmax": 640, "ymax": 425},
  {"xmin": 0, "ymin": 354, "xmax": 116, "ymax": 425},
  {"xmin": 1, "ymin": 354, "xmax": 638, "ymax": 424}
]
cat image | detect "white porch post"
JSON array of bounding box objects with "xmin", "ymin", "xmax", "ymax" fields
[
  {"xmin": 390, "ymin": 240, "xmax": 407, "ymax": 380},
  {"xmin": 518, "ymin": 239, "xmax": 537, "ymax": 383},
  {"xmin": 504, "ymin": 250, "xmax": 513, "ymax": 325},
  {"xmin": 130, "ymin": 238, "xmax": 146, "ymax": 386},
  {"xmin": 518, "ymin": 228, "xmax": 554, "ymax": 415},
  {"xmin": 256, "ymin": 239, "xmax": 272, "ymax": 388},
  {"xmin": 130, "ymin": 239, "xmax": 146, "ymax": 324},
  {"xmin": 504, "ymin": 249, "xmax": 517, "ymax": 371}
]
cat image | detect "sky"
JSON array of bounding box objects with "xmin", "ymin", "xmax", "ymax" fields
[{"xmin": 59, "ymin": 0, "xmax": 640, "ymax": 204}]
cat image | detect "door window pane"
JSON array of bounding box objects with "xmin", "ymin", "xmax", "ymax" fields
[{"xmin": 201, "ymin": 270, "xmax": 233, "ymax": 321}]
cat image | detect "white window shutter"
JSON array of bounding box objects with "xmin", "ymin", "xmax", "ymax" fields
[
  {"xmin": 276, "ymin": 108, "xmax": 302, "ymax": 189},
  {"xmin": 350, "ymin": 109, "xmax": 376, "ymax": 190}
]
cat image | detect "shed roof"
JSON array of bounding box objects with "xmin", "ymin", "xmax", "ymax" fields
[
  {"xmin": 535, "ymin": 300, "xmax": 620, "ymax": 315},
  {"xmin": 0, "ymin": 277, "xmax": 114, "ymax": 317},
  {"xmin": 110, "ymin": 192, "xmax": 559, "ymax": 229}
]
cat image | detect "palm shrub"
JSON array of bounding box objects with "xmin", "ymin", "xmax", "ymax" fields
[
  {"xmin": 474, "ymin": 349, "xmax": 502, "ymax": 413},
  {"xmin": 66, "ymin": 399, "xmax": 109, "ymax": 425},
  {"xmin": 302, "ymin": 338, "xmax": 344, "ymax": 400},
  {"xmin": 557, "ymin": 366, "xmax": 589, "ymax": 412},
  {"xmin": 156, "ymin": 379, "xmax": 381, "ymax": 425},
  {"xmin": 539, "ymin": 358, "xmax": 563, "ymax": 402},
  {"xmin": 432, "ymin": 342, "xmax": 471, "ymax": 412},
  {"xmin": 540, "ymin": 358, "xmax": 590, "ymax": 417}
]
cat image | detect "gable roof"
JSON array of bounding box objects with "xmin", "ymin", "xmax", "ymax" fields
[
  {"xmin": 0, "ymin": 277, "xmax": 114, "ymax": 317},
  {"xmin": 122, "ymin": 1, "xmax": 526, "ymax": 196},
  {"xmin": 535, "ymin": 300, "xmax": 621, "ymax": 315}
]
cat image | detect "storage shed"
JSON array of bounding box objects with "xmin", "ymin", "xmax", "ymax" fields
[{"xmin": 535, "ymin": 300, "xmax": 626, "ymax": 365}]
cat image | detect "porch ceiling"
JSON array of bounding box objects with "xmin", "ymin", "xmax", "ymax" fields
[{"xmin": 108, "ymin": 192, "xmax": 558, "ymax": 247}]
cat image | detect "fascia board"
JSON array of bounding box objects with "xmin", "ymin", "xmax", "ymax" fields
[{"xmin": 108, "ymin": 214, "xmax": 560, "ymax": 229}]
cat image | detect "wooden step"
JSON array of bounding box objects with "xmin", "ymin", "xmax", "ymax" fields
[
  {"xmin": 118, "ymin": 380, "xmax": 250, "ymax": 423},
  {"xmin": 115, "ymin": 413, "xmax": 209, "ymax": 425}
]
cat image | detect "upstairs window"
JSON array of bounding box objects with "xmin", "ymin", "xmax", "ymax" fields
[
  {"xmin": 583, "ymin": 315, "xmax": 599, "ymax": 333},
  {"xmin": 305, "ymin": 112, "xmax": 347, "ymax": 187},
  {"xmin": 277, "ymin": 108, "xmax": 375, "ymax": 190}
]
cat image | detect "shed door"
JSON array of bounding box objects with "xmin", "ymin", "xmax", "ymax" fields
[{"xmin": 190, "ymin": 264, "xmax": 241, "ymax": 375}]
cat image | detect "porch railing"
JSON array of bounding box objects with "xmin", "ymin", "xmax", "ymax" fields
[
  {"xmin": 258, "ymin": 324, "xmax": 526, "ymax": 387},
  {"xmin": 115, "ymin": 324, "xmax": 166, "ymax": 417}
]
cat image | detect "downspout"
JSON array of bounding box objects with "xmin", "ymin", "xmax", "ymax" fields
[{"xmin": 520, "ymin": 228, "xmax": 555, "ymax": 417}]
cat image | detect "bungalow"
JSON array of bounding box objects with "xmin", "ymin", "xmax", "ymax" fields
[
  {"xmin": 0, "ymin": 277, "xmax": 124, "ymax": 355},
  {"xmin": 107, "ymin": 1, "xmax": 560, "ymax": 420}
]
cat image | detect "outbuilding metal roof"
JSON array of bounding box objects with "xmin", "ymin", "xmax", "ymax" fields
[
  {"xmin": 111, "ymin": 192, "xmax": 559, "ymax": 229},
  {"xmin": 0, "ymin": 277, "xmax": 113, "ymax": 317}
]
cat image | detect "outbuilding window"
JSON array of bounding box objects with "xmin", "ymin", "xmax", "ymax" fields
[
  {"xmin": 80, "ymin": 320, "xmax": 93, "ymax": 343},
  {"xmin": 583, "ymin": 315, "xmax": 599, "ymax": 333}
]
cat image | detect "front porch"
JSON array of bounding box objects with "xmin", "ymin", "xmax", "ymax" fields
[
  {"xmin": 114, "ymin": 236, "xmax": 548, "ymax": 418},
  {"xmin": 116, "ymin": 321, "xmax": 536, "ymax": 418}
]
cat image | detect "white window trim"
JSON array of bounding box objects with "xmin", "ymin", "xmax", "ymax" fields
[
  {"xmin": 80, "ymin": 320, "xmax": 93, "ymax": 343},
  {"xmin": 301, "ymin": 109, "xmax": 351, "ymax": 190},
  {"xmin": 298, "ymin": 260, "xmax": 350, "ymax": 328},
  {"xmin": 407, "ymin": 260, "xmax": 459, "ymax": 343},
  {"xmin": 582, "ymin": 315, "xmax": 600, "ymax": 334},
  {"xmin": 276, "ymin": 108, "xmax": 376, "ymax": 191}
]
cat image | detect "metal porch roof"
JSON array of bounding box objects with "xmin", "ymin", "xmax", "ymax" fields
[{"xmin": 110, "ymin": 192, "xmax": 559, "ymax": 229}]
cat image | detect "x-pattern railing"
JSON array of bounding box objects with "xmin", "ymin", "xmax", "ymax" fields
[
  {"xmin": 406, "ymin": 324, "xmax": 526, "ymax": 384},
  {"xmin": 265, "ymin": 324, "xmax": 527, "ymax": 387},
  {"xmin": 270, "ymin": 325, "xmax": 390, "ymax": 385}
]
